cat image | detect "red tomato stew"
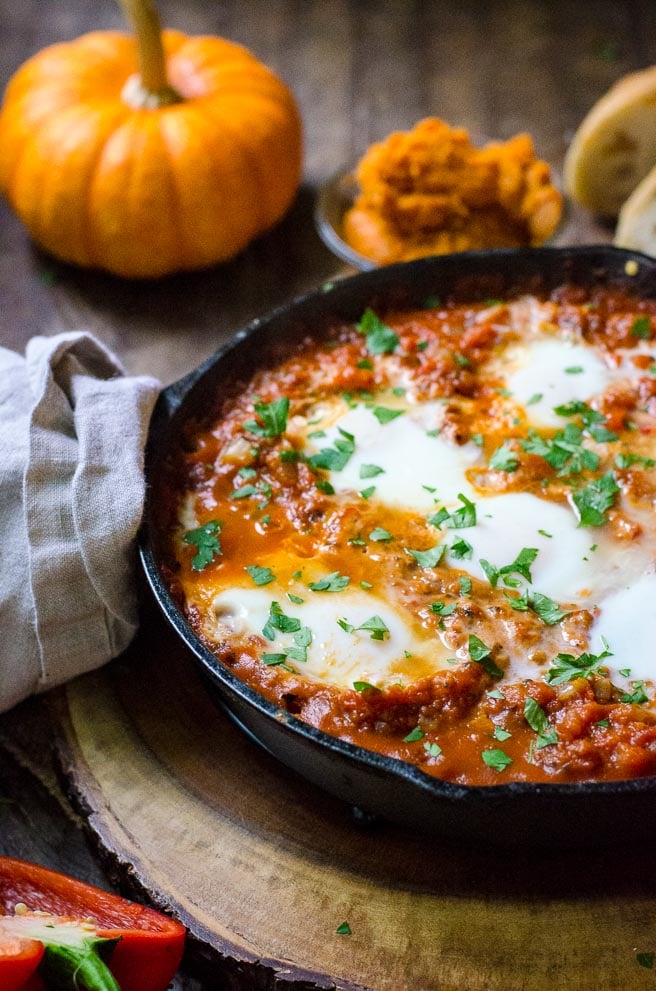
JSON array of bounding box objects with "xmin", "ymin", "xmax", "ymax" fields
[{"xmin": 160, "ymin": 285, "xmax": 656, "ymax": 785}]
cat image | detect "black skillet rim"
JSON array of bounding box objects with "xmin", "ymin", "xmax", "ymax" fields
[{"xmin": 139, "ymin": 245, "xmax": 656, "ymax": 808}]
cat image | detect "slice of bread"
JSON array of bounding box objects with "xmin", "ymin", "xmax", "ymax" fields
[
  {"xmin": 564, "ymin": 65, "xmax": 656, "ymax": 218},
  {"xmin": 615, "ymin": 163, "xmax": 656, "ymax": 254}
]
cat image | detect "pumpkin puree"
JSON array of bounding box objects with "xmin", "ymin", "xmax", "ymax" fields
[{"xmin": 343, "ymin": 118, "xmax": 563, "ymax": 264}]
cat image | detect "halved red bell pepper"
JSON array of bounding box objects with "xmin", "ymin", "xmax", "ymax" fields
[{"xmin": 0, "ymin": 857, "xmax": 185, "ymax": 991}]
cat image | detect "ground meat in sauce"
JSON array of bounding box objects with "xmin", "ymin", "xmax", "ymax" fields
[{"xmin": 161, "ymin": 285, "xmax": 656, "ymax": 786}]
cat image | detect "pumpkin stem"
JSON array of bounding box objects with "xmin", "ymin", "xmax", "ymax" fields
[{"xmin": 118, "ymin": 0, "xmax": 181, "ymax": 108}]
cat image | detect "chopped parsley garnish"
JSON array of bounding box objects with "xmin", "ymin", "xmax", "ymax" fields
[
  {"xmin": 430, "ymin": 601, "xmax": 457, "ymax": 617},
  {"xmin": 615, "ymin": 452, "xmax": 656, "ymax": 470},
  {"xmin": 564, "ymin": 365, "xmax": 584, "ymax": 374},
  {"xmin": 335, "ymin": 922, "xmax": 352, "ymax": 936},
  {"xmin": 339, "ymin": 615, "xmax": 390, "ymax": 641},
  {"xmin": 459, "ymin": 576, "xmax": 472, "ymax": 596},
  {"xmin": 489, "ymin": 442, "xmax": 519, "ymax": 472},
  {"xmin": 450, "ymin": 537, "xmax": 473, "ymax": 560},
  {"xmin": 492, "ymin": 726, "xmax": 512, "ymax": 742},
  {"xmin": 373, "ymin": 406, "xmax": 404, "ymax": 425},
  {"xmin": 356, "ymin": 308, "xmax": 399, "ymax": 354},
  {"xmin": 572, "ymin": 471, "xmax": 619, "ymax": 526},
  {"xmin": 495, "ymin": 388, "xmax": 512, "ymax": 398},
  {"xmin": 243, "ymin": 397, "xmax": 289, "ymax": 438},
  {"xmin": 526, "ymin": 392, "xmax": 543, "ymax": 405},
  {"xmin": 357, "ymin": 358, "xmax": 374, "ymax": 370},
  {"xmin": 524, "ymin": 697, "xmax": 558, "ymax": 748},
  {"xmin": 279, "ymin": 449, "xmax": 301, "ymax": 463},
  {"xmin": 424, "ymin": 741, "xmax": 442, "ymax": 757},
  {"xmin": 405, "ymin": 544, "xmax": 446, "ymax": 568},
  {"xmin": 262, "ymin": 601, "xmax": 300, "ymax": 638},
  {"xmin": 237, "ymin": 466, "xmax": 257, "ymax": 479},
  {"xmin": 537, "ymin": 529, "xmax": 552, "ymax": 538},
  {"xmin": 349, "ymin": 532, "xmax": 366, "ymax": 547},
  {"xmin": 480, "ymin": 547, "xmax": 538, "ymax": 589},
  {"xmin": 353, "ymin": 681, "xmax": 379, "ymax": 692},
  {"xmin": 416, "ymin": 340, "xmax": 429, "ymax": 352},
  {"xmin": 471, "ymin": 432, "xmax": 484, "ymax": 447},
  {"xmin": 630, "ymin": 315, "xmax": 652, "ymax": 339},
  {"xmin": 454, "ymin": 352, "xmax": 470, "ymax": 367},
  {"xmin": 316, "ymin": 480, "xmax": 335, "ymax": 495},
  {"xmin": 183, "ymin": 520, "xmax": 222, "ymax": 570},
  {"xmin": 287, "ymin": 592, "xmax": 304, "ymax": 605},
  {"xmin": 424, "ymin": 294, "xmax": 441, "ymax": 308},
  {"xmin": 308, "ymin": 429, "xmax": 327, "ymax": 440},
  {"xmin": 360, "ymin": 463, "xmax": 384, "ymax": 478},
  {"xmin": 369, "ymin": 527, "xmax": 393, "ymax": 542},
  {"xmin": 262, "ymin": 602, "xmax": 312, "ymax": 663},
  {"xmin": 468, "ymin": 635, "xmax": 503, "ymax": 678},
  {"xmin": 262, "ymin": 653, "xmax": 289, "ymax": 667},
  {"xmin": 245, "ymin": 564, "xmax": 275, "ymax": 586},
  {"xmin": 620, "ymin": 681, "xmax": 649, "ymax": 704},
  {"xmin": 360, "ymin": 486, "xmax": 376, "ymax": 499},
  {"xmin": 522, "ymin": 424, "xmax": 600, "ymax": 476},
  {"xmin": 637, "ymin": 952, "xmax": 655, "ymax": 970},
  {"xmin": 309, "ymin": 571, "xmax": 350, "ymax": 592},
  {"xmin": 545, "ymin": 641, "xmax": 613, "ymax": 685},
  {"xmin": 360, "ymin": 580, "xmax": 373, "ymax": 589},
  {"xmin": 482, "ymin": 748, "xmax": 512, "ymax": 772},
  {"xmin": 428, "ymin": 492, "xmax": 477, "ymax": 529},
  {"xmin": 308, "ymin": 427, "xmax": 356, "ymax": 472},
  {"xmin": 504, "ymin": 589, "xmax": 568, "ymax": 626},
  {"xmin": 403, "ymin": 726, "xmax": 424, "ymax": 743}
]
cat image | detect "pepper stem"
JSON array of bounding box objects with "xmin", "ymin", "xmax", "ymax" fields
[{"xmin": 118, "ymin": 0, "xmax": 181, "ymax": 108}]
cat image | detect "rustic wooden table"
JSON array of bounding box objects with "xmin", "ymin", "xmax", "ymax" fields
[{"xmin": 1, "ymin": 1, "xmax": 653, "ymax": 988}]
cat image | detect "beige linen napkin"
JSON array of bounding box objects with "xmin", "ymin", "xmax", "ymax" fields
[{"xmin": 0, "ymin": 332, "xmax": 160, "ymax": 713}]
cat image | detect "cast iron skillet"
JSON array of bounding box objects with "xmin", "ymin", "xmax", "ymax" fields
[{"xmin": 140, "ymin": 246, "xmax": 656, "ymax": 849}]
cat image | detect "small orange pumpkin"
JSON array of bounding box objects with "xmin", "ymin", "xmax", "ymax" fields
[{"xmin": 0, "ymin": 0, "xmax": 302, "ymax": 277}]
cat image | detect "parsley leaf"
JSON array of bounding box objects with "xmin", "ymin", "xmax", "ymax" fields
[
  {"xmin": 482, "ymin": 748, "xmax": 512, "ymax": 772},
  {"xmin": 372, "ymin": 406, "xmax": 404, "ymax": 425},
  {"xmin": 615, "ymin": 452, "xmax": 656, "ymax": 470},
  {"xmin": 468, "ymin": 635, "xmax": 503, "ymax": 678},
  {"xmin": 341, "ymin": 614, "xmax": 390, "ymax": 641},
  {"xmin": 450, "ymin": 537, "xmax": 473, "ymax": 560},
  {"xmin": 545, "ymin": 642, "xmax": 613, "ymax": 685},
  {"xmin": 405, "ymin": 544, "xmax": 446, "ymax": 568},
  {"xmin": 336, "ymin": 922, "xmax": 352, "ymax": 936},
  {"xmin": 353, "ymin": 681, "xmax": 379, "ymax": 692},
  {"xmin": 489, "ymin": 442, "xmax": 519, "ymax": 472},
  {"xmin": 369, "ymin": 527, "xmax": 393, "ymax": 542},
  {"xmin": 572, "ymin": 471, "xmax": 619, "ymax": 526},
  {"xmin": 428, "ymin": 493, "xmax": 477, "ymax": 529},
  {"xmin": 430, "ymin": 601, "xmax": 457, "ymax": 617},
  {"xmin": 524, "ymin": 697, "xmax": 558, "ymax": 748},
  {"xmin": 309, "ymin": 571, "xmax": 351, "ymax": 592},
  {"xmin": 529, "ymin": 592, "xmax": 569, "ymax": 626},
  {"xmin": 360, "ymin": 463, "xmax": 384, "ymax": 478},
  {"xmin": 424, "ymin": 741, "xmax": 442, "ymax": 757},
  {"xmin": 243, "ymin": 397, "xmax": 289, "ymax": 438},
  {"xmin": 459, "ymin": 576, "xmax": 473, "ymax": 596},
  {"xmin": 308, "ymin": 428, "xmax": 355, "ymax": 472},
  {"xmin": 183, "ymin": 520, "xmax": 222, "ymax": 570},
  {"xmin": 404, "ymin": 726, "xmax": 425, "ymax": 742},
  {"xmin": 356, "ymin": 308, "xmax": 399, "ymax": 354},
  {"xmin": 631, "ymin": 315, "xmax": 652, "ymax": 339},
  {"xmin": 245, "ymin": 564, "xmax": 275, "ymax": 586},
  {"xmin": 620, "ymin": 681, "xmax": 649, "ymax": 704},
  {"xmin": 492, "ymin": 726, "xmax": 512, "ymax": 742}
]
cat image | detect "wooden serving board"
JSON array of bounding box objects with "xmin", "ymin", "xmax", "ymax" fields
[{"xmin": 52, "ymin": 602, "xmax": 656, "ymax": 991}]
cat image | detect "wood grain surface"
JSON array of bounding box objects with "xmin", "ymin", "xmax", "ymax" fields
[
  {"xmin": 2, "ymin": 1, "xmax": 656, "ymax": 988},
  {"xmin": 49, "ymin": 601, "xmax": 656, "ymax": 991}
]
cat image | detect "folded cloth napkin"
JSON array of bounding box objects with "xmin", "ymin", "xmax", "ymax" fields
[{"xmin": 0, "ymin": 332, "xmax": 160, "ymax": 714}]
